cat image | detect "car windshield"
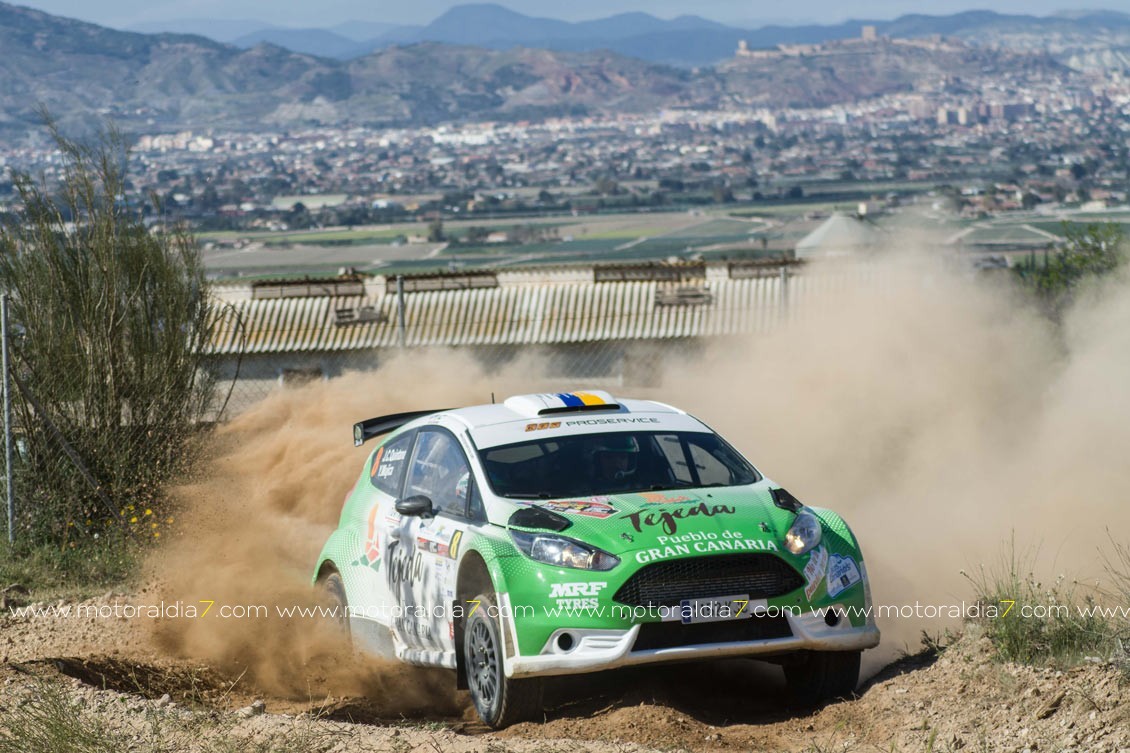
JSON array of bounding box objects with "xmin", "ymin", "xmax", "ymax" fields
[{"xmin": 478, "ymin": 431, "xmax": 761, "ymax": 499}]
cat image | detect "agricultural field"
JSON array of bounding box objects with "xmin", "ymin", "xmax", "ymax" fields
[
  {"xmin": 199, "ymin": 203, "xmax": 1130, "ymax": 279},
  {"xmin": 199, "ymin": 209, "xmax": 784, "ymax": 278}
]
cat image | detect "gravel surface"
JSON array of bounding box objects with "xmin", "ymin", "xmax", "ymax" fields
[{"xmin": 2, "ymin": 592, "xmax": 1127, "ymax": 752}]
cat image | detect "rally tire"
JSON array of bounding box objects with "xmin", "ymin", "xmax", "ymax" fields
[
  {"xmin": 464, "ymin": 592, "xmax": 543, "ymax": 728},
  {"xmin": 783, "ymin": 650, "xmax": 860, "ymax": 706},
  {"xmin": 317, "ymin": 570, "xmax": 351, "ymax": 639}
]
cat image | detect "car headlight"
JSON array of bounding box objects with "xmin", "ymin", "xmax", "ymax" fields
[
  {"xmin": 509, "ymin": 530, "xmax": 620, "ymax": 571},
  {"xmin": 784, "ymin": 509, "xmax": 823, "ymax": 555}
]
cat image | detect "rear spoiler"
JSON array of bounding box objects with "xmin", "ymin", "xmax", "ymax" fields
[{"xmin": 353, "ymin": 409, "xmax": 449, "ymax": 446}]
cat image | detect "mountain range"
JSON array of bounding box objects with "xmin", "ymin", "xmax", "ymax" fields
[
  {"xmin": 0, "ymin": 1, "xmax": 1082, "ymax": 138},
  {"xmin": 129, "ymin": 4, "xmax": 1130, "ymax": 67}
]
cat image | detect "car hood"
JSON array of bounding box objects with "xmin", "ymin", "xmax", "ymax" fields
[{"xmin": 498, "ymin": 483, "xmax": 798, "ymax": 560}]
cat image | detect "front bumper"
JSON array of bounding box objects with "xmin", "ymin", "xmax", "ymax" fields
[{"xmin": 501, "ymin": 596, "xmax": 881, "ymax": 678}]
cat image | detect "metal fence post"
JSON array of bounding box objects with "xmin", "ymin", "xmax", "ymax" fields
[
  {"xmin": 2, "ymin": 293, "xmax": 14, "ymax": 546},
  {"xmin": 396, "ymin": 275, "xmax": 406, "ymax": 348},
  {"xmin": 779, "ymin": 264, "xmax": 790, "ymax": 324}
]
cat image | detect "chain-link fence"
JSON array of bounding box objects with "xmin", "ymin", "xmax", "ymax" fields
[
  {"xmin": 0, "ymin": 288, "xmax": 208, "ymax": 548},
  {"xmin": 0, "ymin": 336, "xmax": 702, "ymax": 547},
  {"xmin": 214, "ymin": 339, "xmax": 698, "ymax": 418}
]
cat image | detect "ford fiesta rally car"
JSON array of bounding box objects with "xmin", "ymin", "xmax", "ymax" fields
[{"xmin": 313, "ymin": 390, "xmax": 879, "ymax": 727}]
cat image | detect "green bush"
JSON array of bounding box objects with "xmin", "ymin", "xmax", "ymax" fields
[{"xmin": 0, "ymin": 117, "xmax": 215, "ymax": 546}]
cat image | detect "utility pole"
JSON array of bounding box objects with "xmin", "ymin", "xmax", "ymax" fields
[
  {"xmin": 779, "ymin": 264, "xmax": 790, "ymax": 324},
  {"xmin": 2, "ymin": 293, "xmax": 14, "ymax": 546},
  {"xmin": 396, "ymin": 275, "xmax": 406, "ymax": 348}
]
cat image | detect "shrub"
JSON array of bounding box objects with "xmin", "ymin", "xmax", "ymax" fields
[
  {"xmin": 0, "ymin": 117, "xmax": 215, "ymax": 545},
  {"xmin": 1012, "ymin": 222, "xmax": 1126, "ymax": 317},
  {"xmin": 963, "ymin": 534, "xmax": 1125, "ymax": 668}
]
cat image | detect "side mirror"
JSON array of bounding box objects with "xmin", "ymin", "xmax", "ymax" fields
[{"xmin": 395, "ymin": 495, "xmax": 435, "ymax": 518}]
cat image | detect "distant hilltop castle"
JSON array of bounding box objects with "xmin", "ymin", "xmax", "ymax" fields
[{"xmin": 736, "ymin": 26, "xmax": 955, "ymax": 59}]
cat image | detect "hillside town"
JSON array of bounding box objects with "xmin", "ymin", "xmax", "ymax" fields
[{"xmin": 1, "ymin": 27, "xmax": 1128, "ymax": 233}]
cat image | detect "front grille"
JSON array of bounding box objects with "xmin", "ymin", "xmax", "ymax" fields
[
  {"xmin": 614, "ymin": 553, "xmax": 804, "ymax": 608},
  {"xmin": 632, "ymin": 616, "xmax": 792, "ymax": 651}
]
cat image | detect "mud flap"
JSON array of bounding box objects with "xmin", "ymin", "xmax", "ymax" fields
[
  {"xmin": 497, "ymin": 591, "xmax": 518, "ymax": 678},
  {"xmin": 452, "ymin": 598, "xmax": 468, "ymax": 690}
]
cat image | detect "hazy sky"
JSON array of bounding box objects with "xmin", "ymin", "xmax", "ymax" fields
[{"xmin": 10, "ymin": 0, "xmax": 1129, "ymax": 28}]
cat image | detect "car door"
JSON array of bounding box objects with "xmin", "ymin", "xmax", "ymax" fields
[
  {"xmin": 352, "ymin": 429, "xmax": 415, "ymax": 641},
  {"xmin": 390, "ymin": 427, "xmax": 480, "ymax": 652}
]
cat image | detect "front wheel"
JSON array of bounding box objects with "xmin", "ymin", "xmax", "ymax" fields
[
  {"xmin": 463, "ymin": 592, "xmax": 543, "ymax": 728},
  {"xmin": 317, "ymin": 570, "xmax": 351, "ymax": 639},
  {"xmin": 783, "ymin": 650, "xmax": 860, "ymax": 706}
]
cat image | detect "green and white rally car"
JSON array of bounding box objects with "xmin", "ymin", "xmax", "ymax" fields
[{"xmin": 313, "ymin": 390, "xmax": 879, "ymax": 727}]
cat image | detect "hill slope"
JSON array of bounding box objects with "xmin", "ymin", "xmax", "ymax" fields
[
  {"xmin": 371, "ymin": 6, "xmax": 1130, "ymax": 67},
  {"xmin": 125, "ymin": 7, "xmax": 1130, "ymax": 69},
  {"xmin": 0, "ymin": 2, "xmax": 1071, "ymax": 136}
]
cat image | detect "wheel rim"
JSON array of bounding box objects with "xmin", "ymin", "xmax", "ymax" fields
[{"xmin": 468, "ymin": 618, "xmax": 499, "ymax": 712}]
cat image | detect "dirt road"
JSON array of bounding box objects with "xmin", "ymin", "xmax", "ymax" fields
[{"xmin": 2, "ymin": 592, "xmax": 1126, "ymax": 752}]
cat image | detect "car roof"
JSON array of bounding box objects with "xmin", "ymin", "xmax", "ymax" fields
[{"xmin": 413, "ymin": 390, "xmax": 714, "ymax": 449}]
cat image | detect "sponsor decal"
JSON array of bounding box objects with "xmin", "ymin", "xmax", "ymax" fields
[
  {"xmin": 803, "ymin": 545, "xmax": 828, "ymax": 600},
  {"xmin": 416, "ymin": 527, "xmax": 465, "ymax": 560},
  {"xmin": 524, "ymin": 499, "xmax": 617, "ymax": 519},
  {"xmin": 621, "ymin": 502, "xmax": 736, "ymax": 535},
  {"xmin": 826, "ymin": 554, "xmax": 862, "ymax": 598},
  {"xmin": 385, "ymin": 542, "xmax": 424, "ymax": 585},
  {"xmin": 636, "ymin": 543, "xmax": 691, "ymax": 563},
  {"xmin": 692, "ymin": 537, "xmax": 777, "ymax": 554},
  {"xmin": 554, "ymin": 597, "xmax": 601, "ymax": 610},
  {"xmin": 394, "ymin": 615, "xmax": 432, "ymax": 638},
  {"xmin": 417, "ymin": 534, "xmax": 451, "ymax": 558},
  {"xmin": 352, "ymin": 503, "xmax": 383, "ymax": 571},
  {"xmin": 525, "ymin": 421, "xmax": 561, "ymax": 432},
  {"xmin": 563, "ymin": 417, "xmax": 661, "ymax": 426},
  {"xmin": 549, "ymin": 582, "xmax": 608, "ymax": 598},
  {"xmin": 634, "ymin": 531, "xmax": 778, "ymax": 563},
  {"xmin": 638, "ymin": 492, "xmax": 695, "ymax": 505},
  {"xmin": 549, "ymin": 581, "xmax": 608, "ymax": 611}
]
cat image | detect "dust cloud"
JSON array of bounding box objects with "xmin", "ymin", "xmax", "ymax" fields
[
  {"xmin": 667, "ymin": 246, "xmax": 1130, "ymax": 659},
  {"xmin": 148, "ymin": 241, "xmax": 1130, "ymax": 700},
  {"xmin": 145, "ymin": 354, "xmax": 541, "ymax": 713}
]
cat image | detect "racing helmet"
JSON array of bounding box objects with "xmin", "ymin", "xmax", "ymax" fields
[{"xmin": 588, "ymin": 435, "xmax": 640, "ymax": 480}]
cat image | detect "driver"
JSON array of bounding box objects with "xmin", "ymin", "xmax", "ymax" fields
[{"xmin": 587, "ymin": 435, "xmax": 640, "ymax": 490}]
